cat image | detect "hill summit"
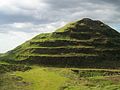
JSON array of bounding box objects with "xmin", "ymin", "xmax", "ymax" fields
[{"xmin": 6, "ymin": 18, "xmax": 120, "ymax": 68}]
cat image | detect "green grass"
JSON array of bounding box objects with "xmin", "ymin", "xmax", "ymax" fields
[
  {"xmin": 20, "ymin": 53, "xmax": 97, "ymax": 57},
  {"xmin": 55, "ymin": 22, "xmax": 76, "ymax": 32},
  {"xmin": 0, "ymin": 61, "xmax": 9, "ymax": 64},
  {"xmin": 14, "ymin": 67, "xmax": 67, "ymax": 90},
  {"xmin": 0, "ymin": 63, "xmax": 31, "ymax": 74},
  {"xmin": 0, "ymin": 66, "xmax": 68, "ymax": 90},
  {"xmin": 26, "ymin": 46, "xmax": 94, "ymax": 49},
  {"xmin": 49, "ymin": 68, "xmax": 120, "ymax": 90},
  {"xmin": 1, "ymin": 66, "xmax": 120, "ymax": 90}
]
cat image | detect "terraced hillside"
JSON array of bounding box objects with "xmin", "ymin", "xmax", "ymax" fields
[{"xmin": 6, "ymin": 18, "xmax": 120, "ymax": 68}]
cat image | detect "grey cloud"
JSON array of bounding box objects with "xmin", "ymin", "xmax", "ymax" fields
[
  {"xmin": 0, "ymin": 0, "xmax": 120, "ymax": 33},
  {"xmin": 43, "ymin": 0, "xmax": 120, "ymax": 23},
  {"xmin": 0, "ymin": 11, "xmax": 56, "ymax": 24}
]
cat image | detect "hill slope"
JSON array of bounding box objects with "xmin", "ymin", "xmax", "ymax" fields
[{"xmin": 5, "ymin": 18, "xmax": 120, "ymax": 68}]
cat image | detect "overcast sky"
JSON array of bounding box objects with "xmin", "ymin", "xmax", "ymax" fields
[{"xmin": 0, "ymin": 0, "xmax": 120, "ymax": 53}]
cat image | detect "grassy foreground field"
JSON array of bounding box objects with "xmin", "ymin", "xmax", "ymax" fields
[{"xmin": 0, "ymin": 64, "xmax": 120, "ymax": 90}]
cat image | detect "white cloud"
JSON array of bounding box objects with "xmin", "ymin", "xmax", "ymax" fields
[
  {"xmin": 0, "ymin": 32, "xmax": 32, "ymax": 53},
  {"xmin": 0, "ymin": 21, "xmax": 66, "ymax": 34},
  {"xmin": 10, "ymin": 23, "xmax": 32, "ymax": 29}
]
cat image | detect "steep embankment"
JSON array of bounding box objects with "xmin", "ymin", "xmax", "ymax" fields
[{"xmin": 5, "ymin": 18, "xmax": 120, "ymax": 68}]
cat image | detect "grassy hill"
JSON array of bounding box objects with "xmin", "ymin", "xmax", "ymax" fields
[
  {"xmin": 4, "ymin": 18, "xmax": 120, "ymax": 68},
  {"xmin": 1, "ymin": 18, "xmax": 120, "ymax": 90}
]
